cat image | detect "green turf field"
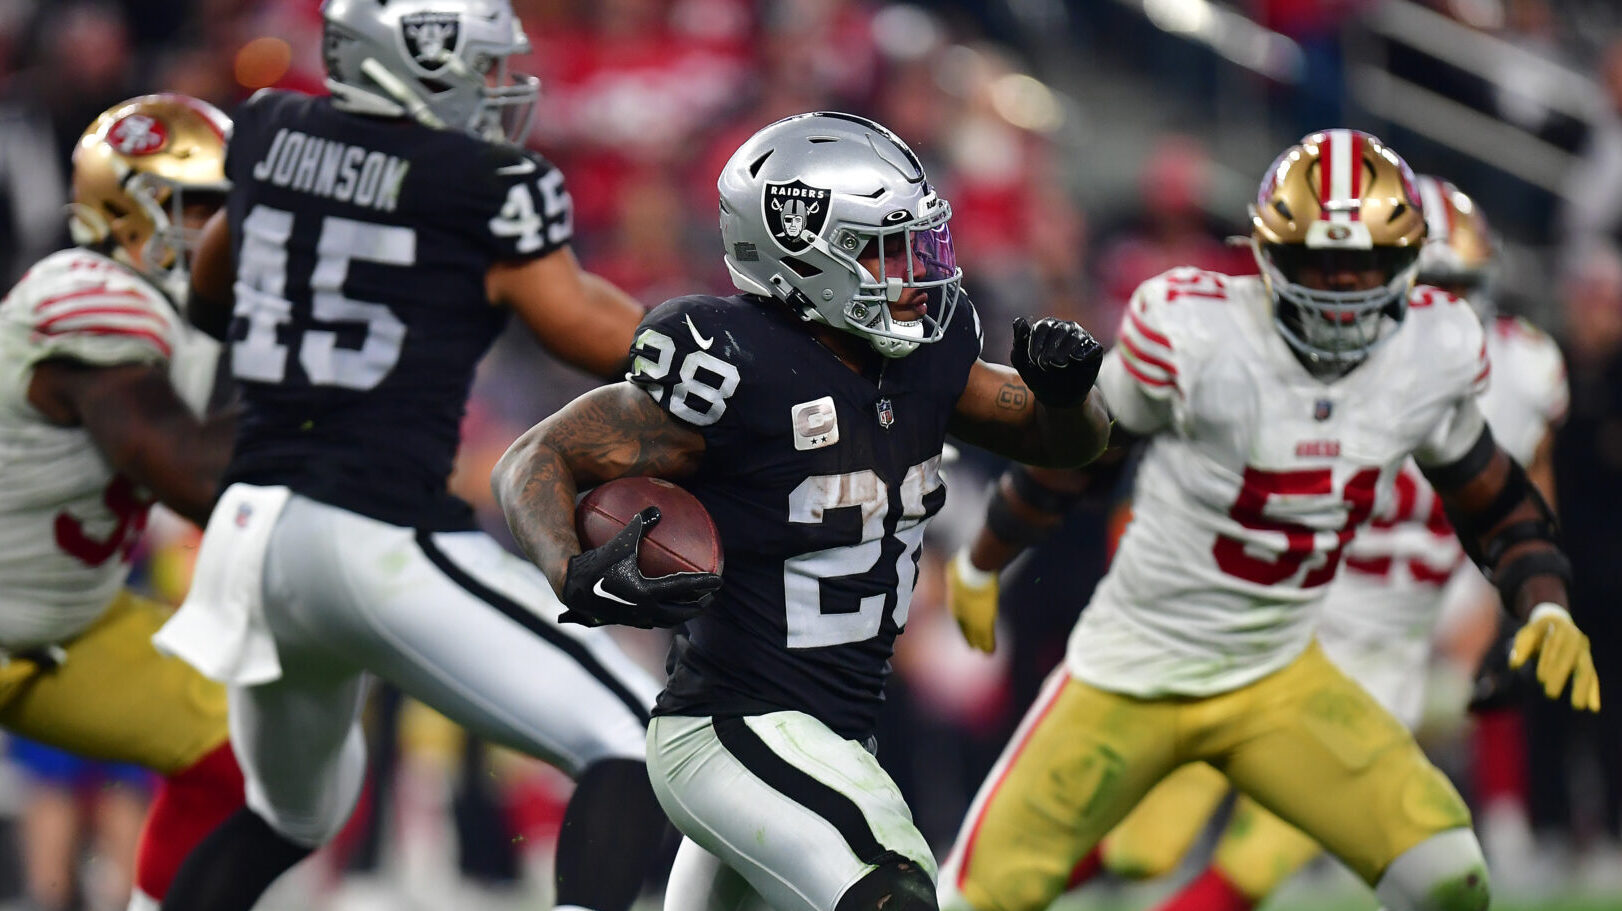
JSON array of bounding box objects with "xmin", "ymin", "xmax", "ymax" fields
[
  {"xmin": 1053, "ymin": 893, "xmax": 1622, "ymax": 911},
  {"xmin": 1045, "ymin": 861, "xmax": 1622, "ymax": 911}
]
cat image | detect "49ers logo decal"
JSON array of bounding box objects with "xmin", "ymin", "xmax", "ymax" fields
[{"xmin": 106, "ymin": 114, "xmax": 167, "ymax": 156}]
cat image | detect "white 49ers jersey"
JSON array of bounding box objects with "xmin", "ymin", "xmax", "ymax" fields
[
  {"xmin": 0, "ymin": 249, "xmax": 218, "ymax": 647},
  {"xmin": 1314, "ymin": 311, "xmax": 1567, "ymax": 722},
  {"xmin": 1069, "ymin": 269, "xmax": 1488, "ymax": 697}
]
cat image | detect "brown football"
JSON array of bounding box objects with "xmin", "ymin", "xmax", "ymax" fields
[{"xmin": 575, "ymin": 477, "xmax": 723, "ymax": 577}]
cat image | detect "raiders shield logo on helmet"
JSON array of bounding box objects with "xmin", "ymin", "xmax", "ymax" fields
[
  {"xmin": 764, "ymin": 180, "xmax": 830, "ymax": 253},
  {"xmin": 401, "ymin": 11, "xmax": 460, "ymax": 72}
]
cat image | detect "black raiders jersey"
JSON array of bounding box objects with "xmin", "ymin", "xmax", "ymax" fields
[
  {"xmin": 630, "ymin": 293, "xmax": 982, "ymax": 740},
  {"xmin": 220, "ymin": 90, "xmax": 573, "ymax": 529}
]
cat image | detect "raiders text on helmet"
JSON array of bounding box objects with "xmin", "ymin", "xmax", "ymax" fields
[
  {"xmin": 321, "ymin": 0, "xmax": 538, "ymax": 143},
  {"xmin": 68, "ymin": 94, "xmax": 232, "ymax": 305},
  {"xmin": 1251, "ymin": 129, "xmax": 1427, "ymax": 372},
  {"xmin": 718, "ymin": 112, "xmax": 962, "ymax": 358},
  {"xmin": 1415, "ymin": 175, "xmax": 1498, "ymax": 319}
]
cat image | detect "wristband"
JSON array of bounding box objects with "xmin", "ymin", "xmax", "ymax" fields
[
  {"xmin": 1527, "ymin": 602, "xmax": 1570, "ymax": 624},
  {"xmin": 953, "ymin": 547, "xmax": 998, "ymax": 589}
]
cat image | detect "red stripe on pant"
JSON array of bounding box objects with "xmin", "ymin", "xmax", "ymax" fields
[
  {"xmin": 134, "ymin": 742, "xmax": 246, "ymax": 900},
  {"xmin": 1153, "ymin": 867, "xmax": 1254, "ymax": 911}
]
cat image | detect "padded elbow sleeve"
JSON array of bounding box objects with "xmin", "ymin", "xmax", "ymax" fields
[{"xmin": 1431, "ymin": 449, "xmax": 1569, "ymax": 610}]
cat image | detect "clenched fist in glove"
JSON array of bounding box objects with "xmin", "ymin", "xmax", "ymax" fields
[
  {"xmin": 1510, "ymin": 603, "xmax": 1601, "ymax": 711},
  {"xmin": 560, "ymin": 507, "xmax": 722, "ymax": 629},
  {"xmin": 1011, "ymin": 317, "xmax": 1104, "ymax": 408}
]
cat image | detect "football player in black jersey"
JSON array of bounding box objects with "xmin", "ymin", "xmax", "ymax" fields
[
  {"xmin": 494, "ymin": 113, "xmax": 1111, "ymax": 911},
  {"xmin": 154, "ymin": 3, "xmax": 680, "ymax": 911}
]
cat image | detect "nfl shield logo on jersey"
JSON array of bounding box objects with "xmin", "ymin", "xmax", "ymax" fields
[
  {"xmin": 1314, "ymin": 398, "xmax": 1333, "ymax": 421},
  {"xmin": 875, "ymin": 397, "xmax": 896, "ymax": 430},
  {"xmin": 764, "ymin": 180, "xmax": 830, "ymax": 253},
  {"xmin": 401, "ymin": 12, "xmax": 460, "ymax": 72}
]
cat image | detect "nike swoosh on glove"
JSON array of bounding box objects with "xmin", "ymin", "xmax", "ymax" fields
[
  {"xmin": 946, "ymin": 548, "xmax": 1000, "ymax": 654},
  {"xmin": 1509, "ymin": 603, "xmax": 1601, "ymax": 712},
  {"xmin": 560, "ymin": 507, "xmax": 722, "ymax": 629},
  {"xmin": 1010, "ymin": 316, "xmax": 1104, "ymax": 408}
]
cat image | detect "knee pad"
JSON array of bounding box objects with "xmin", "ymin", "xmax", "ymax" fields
[
  {"xmin": 836, "ymin": 852, "xmax": 937, "ymax": 911},
  {"xmin": 1374, "ymin": 828, "xmax": 1490, "ymax": 911}
]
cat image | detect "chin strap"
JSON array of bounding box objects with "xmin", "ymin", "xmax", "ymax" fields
[{"xmin": 328, "ymin": 60, "xmax": 446, "ymax": 131}]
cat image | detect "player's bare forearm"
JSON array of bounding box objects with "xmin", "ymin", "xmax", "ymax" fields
[
  {"xmin": 491, "ymin": 250, "xmax": 645, "ymax": 381},
  {"xmin": 188, "ymin": 209, "xmax": 235, "ymax": 340},
  {"xmin": 1528, "ymin": 430, "xmax": 1557, "ymax": 507},
  {"xmin": 949, "ymin": 362, "xmax": 1110, "ymax": 467},
  {"xmin": 30, "ymin": 360, "xmax": 233, "ymax": 526},
  {"xmin": 493, "ymin": 426, "xmax": 582, "ymax": 591},
  {"xmin": 580, "ymin": 271, "xmax": 646, "ymax": 374},
  {"xmin": 966, "ymin": 448, "xmax": 1131, "ymax": 571},
  {"xmin": 968, "ymin": 466, "xmax": 1073, "ymax": 570},
  {"xmin": 141, "ymin": 413, "xmax": 235, "ymax": 526},
  {"xmin": 493, "ymin": 383, "xmax": 704, "ymax": 589},
  {"xmin": 1024, "ymin": 390, "xmax": 1111, "ymax": 466}
]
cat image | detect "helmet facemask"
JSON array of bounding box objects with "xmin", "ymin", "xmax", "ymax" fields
[
  {"xmin": 1257, "ymin": 241, "xmax": 1418, "ymax": 372},
  {"xmin": 127, "ymin": 174, "xmax": 227, "ymax": 304},
  {"xmin": 470, "ymin": 52, "xmax": 540, "ymax": 143},
  {"xmin": 812, "ymin": 207, "xmax": 961, "ymax": 358}
]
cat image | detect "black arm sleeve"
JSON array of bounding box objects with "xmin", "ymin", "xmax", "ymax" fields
[{"xmin": 1421, "ymin": 427, "xmax": 1571, "ymax": 611}]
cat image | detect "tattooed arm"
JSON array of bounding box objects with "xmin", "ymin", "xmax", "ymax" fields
[
  {"xmin": 947, "ymin": 360, "xmax": 1110, "ymax": 468},
  {"xmin": 493, "ymin": 382, "xmax": 706, "ymax": 592}
]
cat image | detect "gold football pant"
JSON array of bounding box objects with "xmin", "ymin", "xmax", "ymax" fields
[
  {"xmin": 944, "ymin": 642, "xmax": 1471, "ymax": 911},
  {"xmin": 1103, "ymin": 762, "xmax": 1323, "ymax": 901},
  {"xmin": 0, "ymin": 590, "xmax": 228, "ymax": 774}
]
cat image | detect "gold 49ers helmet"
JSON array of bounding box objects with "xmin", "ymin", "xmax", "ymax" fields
[
  {"xmin": 1251, "ymin": 129, "xmax": 1427, "ymax": 371},
  {"xmin": 67, "ymin": 94, "xmax": 232, "ymax": 304},
  {"xmin": 1414, "ymin": 174, "xmax": 1498, "ymax": 318}
]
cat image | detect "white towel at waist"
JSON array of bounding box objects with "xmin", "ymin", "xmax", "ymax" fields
[{"xmin": 153, "ymin": 483, "xmax": 291, "ymax": 686}]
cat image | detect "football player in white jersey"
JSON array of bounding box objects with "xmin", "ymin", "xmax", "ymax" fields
[
  {"xmin": 935, "ymin": 130, "xmax": 1598, "ymax": 911},
  {"xmin": 0, "ymin": 94, "xmax": 245, "ymax": 911},
  {"xmin": 962, "ymin": 176, "xmax": 1574, "ymax": 911}
]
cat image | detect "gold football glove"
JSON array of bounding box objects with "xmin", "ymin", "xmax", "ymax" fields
[
  {"xmin": 947, "ymin": 548, "xmax": 1000, "ymax": 654},
  {"xmin": 1510, "ymin": 603, "xmax": 1601, "ymax": 712}
]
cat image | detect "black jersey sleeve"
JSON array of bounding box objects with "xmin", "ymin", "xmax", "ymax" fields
[
  {"xmin": 627, "ymin": 296, "xmax": 746, "ymax": 443},
  {"xmin": 941, "ymin": 292, "xmax": 984, "ymax": 389},
  {"xmin": 466, "ymin": 144, "xmax": 574, "ymax": 263},
  {"xmin": 223, "ymin": 88, "xmax": 279, "ymax": 186}
]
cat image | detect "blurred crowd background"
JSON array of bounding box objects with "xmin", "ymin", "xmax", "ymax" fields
[{"xmin": 2, "ymin": 0, "xmax": 1622, "ymax": 909}]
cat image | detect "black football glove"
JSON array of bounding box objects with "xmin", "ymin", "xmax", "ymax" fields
[
  {"xmin": 559, "ymin": 507, "xmax": 722, "ymax": 629},
  {"xmin": 1467, "ymin": 621, "xmax": 1534, "ymax": 714},
  {"xmin": 1010, "ymin": 316, "xmax": 1103, "ymax": 408}
]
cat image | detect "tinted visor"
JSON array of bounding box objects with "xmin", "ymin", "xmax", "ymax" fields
[{"xmin": 862, "ymin": 221, "xmax": 958, "ymax": 285}]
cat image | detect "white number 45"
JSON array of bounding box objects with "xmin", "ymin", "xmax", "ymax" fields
[{"xmin": 488, "ymin": 170, "xmax": 572, "ymax": 254}]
